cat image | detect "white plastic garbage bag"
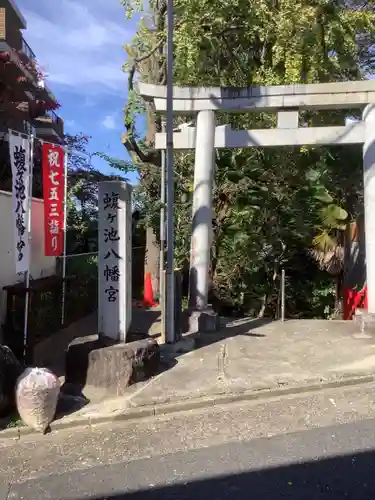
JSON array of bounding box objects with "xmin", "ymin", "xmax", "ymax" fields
[{"xmin": 16, "ymin": 367, "xmax": 60, "ymax": 433}]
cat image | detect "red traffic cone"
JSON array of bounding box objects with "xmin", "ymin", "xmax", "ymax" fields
[{"xmin": 143, "ymin": 272, "xmax": 155, "ymax": 307}]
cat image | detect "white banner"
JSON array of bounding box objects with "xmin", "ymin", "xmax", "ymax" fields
[{"xmin": 9, "ymin": 131, "xmax": 31, "ymax": 274}]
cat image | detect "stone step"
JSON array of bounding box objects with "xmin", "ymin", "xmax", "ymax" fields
[
  {"xmin": 353, "ymin": 309, "xmax": 375, "ymax": 334},
  {"xmin": 354, "ymin": 308, "xmax": 368, "ymax": 316},
  {"xmin": 354, "ymin": 309, "xmax": 375, "ymax": 323}
]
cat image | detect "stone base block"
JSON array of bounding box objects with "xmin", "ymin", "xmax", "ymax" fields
[
  {"xmin": 353, "ymin": 309, "xmax": 375, "ymax": 334},
  {"xmin": 161, "ymin": 335, "xmax": 196, "ymax": 355},
  {"xmin": 188, "ymin": 308, "xmax": 220, "ymax": 334},
  {"xmin": 64, "ymin": 335, "xmax": 160, "ymax": 396}
]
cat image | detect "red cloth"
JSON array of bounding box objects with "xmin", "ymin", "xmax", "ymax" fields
[{"xmin": 343, "ymin": 286, "xmax": 367, "ymax": 320}]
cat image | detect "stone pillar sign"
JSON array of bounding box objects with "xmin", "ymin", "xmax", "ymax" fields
[{"xmin": 98, "ymin": 181, "xmax": 132, "ymax": 342}]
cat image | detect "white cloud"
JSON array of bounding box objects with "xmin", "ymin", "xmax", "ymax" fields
[
  {"xmin": 101, "ymin": 114, "xmax": 117, "ymax": 130},
  {"xmin": 65, "ymin": 119, "xmax": 76, "ymax": 128},
  {"xmin": 18, "ymin": 0, "xmax": 135, "ymax": 95}
]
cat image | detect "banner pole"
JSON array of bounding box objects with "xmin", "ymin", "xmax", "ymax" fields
[
  {"xmin": 23, "ymin": 134, "xmax": 34, "ymax": 363},
  {"xmin": 60, "ymin": 150, "xmax": 68, "ymax": 326}
]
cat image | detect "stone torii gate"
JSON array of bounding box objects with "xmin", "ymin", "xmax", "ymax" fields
[{"xmin": 139, "ymin": 80, "xmax": 375, "ymax": 316}]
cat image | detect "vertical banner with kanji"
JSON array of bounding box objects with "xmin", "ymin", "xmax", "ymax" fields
[
  {"xmin": 42, "ymin": 144, "xmax": 65, "ymax": 256},
  {"xmin": 9, "ymin": 131, "xmax": 31, "ymax": 273}
]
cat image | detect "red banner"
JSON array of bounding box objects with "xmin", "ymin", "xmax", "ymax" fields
[{"xmin": 42, "ymin": 144, "xmax": 65, "ymax": 256}]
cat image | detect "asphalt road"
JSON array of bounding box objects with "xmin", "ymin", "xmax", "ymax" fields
[
  {"xmin": 6, "ymin": 417, "xmax": 375, "ymax": 499},
  {"xmin": 4, "ymin": 382, "xmax": 375, "ymax": 500}
]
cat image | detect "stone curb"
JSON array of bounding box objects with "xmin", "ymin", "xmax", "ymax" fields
[{"xmin": 1, "ymin": 373, "xmax": 375, "ymax": 442}]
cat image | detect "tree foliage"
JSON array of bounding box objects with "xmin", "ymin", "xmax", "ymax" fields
[
  {"xmin": 121, "ymin": 0, "xmax": 375, "ymax": 318},
  {"xmin": 64, "ymin": 134, "xmax": 124, "ymax": 254},
  {"xmin": 0, "ymin": 47, "xmax": 61, "ymax": 196}
]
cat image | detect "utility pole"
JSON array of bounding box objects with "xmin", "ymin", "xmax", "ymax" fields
[
  {"xmin": 166, "ymin": 0, "xmax": 175, "ymax": 343},
  {"xmin": 160, "ymin": 121, "xmax": 166, "ymax": 343}
]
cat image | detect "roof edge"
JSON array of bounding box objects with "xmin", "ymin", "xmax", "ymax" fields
[{"xmin": 7, "ymin": 0, "xmax": 27, "ymax": 29}]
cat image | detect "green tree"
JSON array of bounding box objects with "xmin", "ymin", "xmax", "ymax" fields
[
  {"xmin": 64, "ymin": 134, "xmax": 123, "ymax": 253},
  {"xmin": 121, "ymin": 0, "xmax": 375, "ymax": 318}
]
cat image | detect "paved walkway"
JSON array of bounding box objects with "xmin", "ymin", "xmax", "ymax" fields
[
  {"xmin": 3, "ymin": 314, "xmax": 375, "ymax": 433},
  {"xmin": 50, "ymin": 317, "xmax": 375, "ymax": 426},
  {"xmin": 3, "ymin": 382, "xmax": 375, "ymax": 498},
  {"xmin": 130, "ymin": 318, "xmax": 375, "ymax": 404}
]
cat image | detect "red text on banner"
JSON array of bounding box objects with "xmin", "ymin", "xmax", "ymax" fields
[{"xmin": 42, "ymin": 144, "xmax": 65, "ymax": 256}]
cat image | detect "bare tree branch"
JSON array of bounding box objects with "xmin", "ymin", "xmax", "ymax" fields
[{"xmin": 123, "ymin": 4, "xmax": 184, "ymax": 164}]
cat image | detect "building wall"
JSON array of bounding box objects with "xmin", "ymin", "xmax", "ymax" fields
[
  {"xmin": 0, "ymin": 8, "xmax": 6, "ymax": 39},
  {"xmin": 0, "ymin": 2, "xmax": 23, "ymax": 49},
  {"xmin": 0, "ymin": 189, "xmax": 56, "ymax": 324}
]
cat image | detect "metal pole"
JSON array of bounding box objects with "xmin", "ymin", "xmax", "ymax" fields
[
  {"xmin": 281, "ymin": 268, "xmax": 285, "ymax": 322},
  {"xmin": 160, "ymin": 121, "xmax": 166, "ymax": 343},
  {"xmin": 60, "ymin": 150, "xmax": 68, "ymax": 326},
  {"xmin": 23, "ymin": 134, "xmax": 34, "ymax": 362},
  {"xmin": 166, "ymin": 0, "xmax": 175, "ymax": 343}
]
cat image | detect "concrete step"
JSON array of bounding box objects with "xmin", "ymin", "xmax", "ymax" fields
[
  {"xmin": 355, "ymin": 308, "xmax": 369, "ymax": 316},
  {"xmin": 353, "ymin": 309, "xmax": 375, "ymax": 333}
]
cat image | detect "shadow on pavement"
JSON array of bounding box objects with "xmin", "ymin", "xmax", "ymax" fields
[
  {"xmin": 192, "ymin": 317, "xmax": 272, "ymax": 350},
  {"xmin": 129, "ymin": 308, "xmax": 162, "ymax": 339},
  {"xmin": 80, "ymin": 448, "xmax": 375, "ymax": 500}
]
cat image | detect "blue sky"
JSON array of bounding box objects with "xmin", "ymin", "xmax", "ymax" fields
[{"xmin": 17, "ymin": 0, "xmax": 139, "ymax": 183}]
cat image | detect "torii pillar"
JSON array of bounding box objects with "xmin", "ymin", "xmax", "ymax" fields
[
  {"xmin": 188, "ymin": 110, "xmax": 219, "ymax": 332},
  {"xmin": 363, "ymin": 104, "xmax": 375, "ymax": 314},
  {"xmin": 189, "ymin": 110, "xmax": 215, "ymax": 309}
]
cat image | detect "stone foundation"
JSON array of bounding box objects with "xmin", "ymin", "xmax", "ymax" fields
[{"xmin": 187, "ymin": 308, "xmax": 220, "ymax": 334}]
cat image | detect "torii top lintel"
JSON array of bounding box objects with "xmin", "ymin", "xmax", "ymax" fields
[{"xmin": 138, "ymin": 80, "xmax": 375, "ymax": 115}]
